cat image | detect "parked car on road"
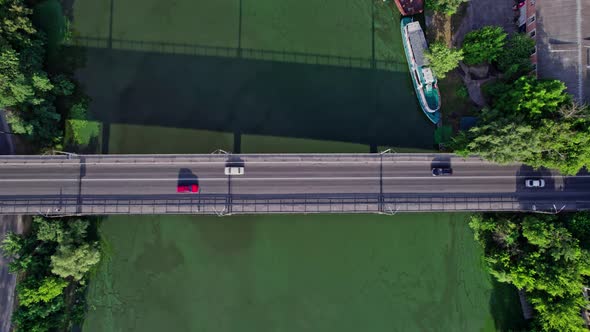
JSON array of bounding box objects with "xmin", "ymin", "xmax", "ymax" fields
[
  {"xmin": 525, "ymin": 179, "xmax": 545, "ymax": 188},
  {"xmin": 177, "ymin": 184, "xmax": 199, "ymax": 193},
  {"xmin": 432, "ymin": 167, "xmax": 452, "ymax": 176}
]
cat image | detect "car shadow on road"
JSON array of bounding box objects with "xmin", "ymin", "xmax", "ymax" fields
[
  {"xmin": 225, "ymin": 155, "xmax": 245, "ymax": 168},
  {"xmin": 563, "ymin": 168, "xmax": 590, "ymax": 192}
]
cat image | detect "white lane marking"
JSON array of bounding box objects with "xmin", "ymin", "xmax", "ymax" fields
[{"xmin": 0, "ymin": 175, "xmax": 584, "ymax": 182}]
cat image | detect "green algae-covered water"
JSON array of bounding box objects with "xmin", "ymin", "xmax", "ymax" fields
[
  {"xmin": 58, "ymin": 0, "xmax": 526, "ymax": 329},
  {"xmin": 83, "ymin": 214, "xmax": 522, "ymax": 332}
]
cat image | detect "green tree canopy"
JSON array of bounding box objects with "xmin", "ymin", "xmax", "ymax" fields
[
  {"xmin": 18, "ymin": 277, "xmax": 68, "ymax": 307},
  {"xmin": 453, "ymin": 74, "xmax": 587, "ymax": 174},
  {"xmin": 485, "ymin": 76, "xmax": 570, "ymax": 118},
  {"xmin": 453, "ymin": 116, "xmax": 542, "ymax": 163},
  {"xmin": 531, "ymin": 119, "xmax": 590, "ymax": 175},
  {"xmin": 530, "ymin": 293, "xmax": 588, "ymax": 332},
  {"xmin": 469, "ymin": 213, "xmax": 590, "ymax": 331},
  {"xmin": 0, "ymin": 0, "xmax": 69, "ymax": 147},
  {"xmin": 425, "ymin": 42, "xmax": 463, "ymax": 79},
  {"xmin": 453, "ymin": 115, "xmax": 590, "ymax": 175},
  {"xmin": 565, "ymin": 213, "xmax": 590, "ymax": 250},
  {"xmin": 50, "ymin": 243, "xmax": 100, "ymax": 281},
  {"xmin": 0, "ymin": 45, "xmax": 35, "ymax": 107},
  {"xmin": 0, "ymin": 0, "xmax": 36, "ymax": 46},
  {"xmin": 34, "ymin": 216, "xmax": 65, "ymax": 243},
  {"xmin": 497, "ymin": 33, "xmax": 535, "ymax": 78},
  {"xmin": 425, "ymin": 0, "xmax": 467, "ymax": 15},
  {"xmin": 462, "ymin": 26, "xmax": 507, "ymax": 65},
  {"xmin": 1, "ymin": 231, "xmax": 24, "ymax": 256}
]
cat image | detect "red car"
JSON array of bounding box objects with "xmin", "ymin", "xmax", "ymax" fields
[{"xmin": 177, "ymin": 184, "xmax": 199, "ymax": 193}]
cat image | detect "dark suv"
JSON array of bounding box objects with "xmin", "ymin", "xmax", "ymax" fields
[{"xmin": 432, "ymin": 167, "xmax": 453, "ymax": 176}]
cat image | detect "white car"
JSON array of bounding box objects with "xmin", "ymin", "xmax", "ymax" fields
[
  {"xmin": 224, "ymin": 166, "xmax": 244, "ymax": 176},
  {"xmin": 525, "ymin": 178, "xmax": 545, "ymax": 188}
]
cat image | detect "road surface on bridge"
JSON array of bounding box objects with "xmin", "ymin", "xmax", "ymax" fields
[{"xmin": 0, "ymin": 154, "xmax": 587, "ymax": 214}]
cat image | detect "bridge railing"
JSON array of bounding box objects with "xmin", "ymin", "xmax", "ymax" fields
[
  {"xmin": 0, "ymin": 153, "xmax": 495, "ymax": 166},
  {"xmin": 0, "ymin": 193, "xmax": 583, "ymax": 215}
]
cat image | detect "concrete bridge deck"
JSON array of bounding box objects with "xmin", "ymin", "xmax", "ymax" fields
[{"xmin": 0, "ymin": 153, "xmax": 587, "ymax": 215}]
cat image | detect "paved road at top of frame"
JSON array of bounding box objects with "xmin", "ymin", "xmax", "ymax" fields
[{"xmin": 0, "ymin": 153, "xmax": 588, "ymax": 200}]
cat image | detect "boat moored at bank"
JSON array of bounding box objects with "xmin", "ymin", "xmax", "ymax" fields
[{"xmin": 400, "ymin": 17, "xmax": 441, "ymax": 124}]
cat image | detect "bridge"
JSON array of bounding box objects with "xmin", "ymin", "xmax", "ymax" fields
[{"xmin": 0, "ymin": 153, "xmax": 588, "ymax": 216}]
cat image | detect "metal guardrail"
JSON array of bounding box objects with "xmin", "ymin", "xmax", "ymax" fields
[
  {"xmin": 0, "ymin": 193, "xmax": 584, "ymax": 216},
  {"xmin": 0, "ymin": 153, "xmax": 489, "ymax": 165}
]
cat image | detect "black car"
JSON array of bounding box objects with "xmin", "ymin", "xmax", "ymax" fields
[{"xmin": 432, "ymin": 167, "xmax": 453, "ymax": 176}]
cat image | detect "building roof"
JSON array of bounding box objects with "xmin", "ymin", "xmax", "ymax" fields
[{"xmin": 535, "ymin": 0, "xmax": 590, "ymax": 103}]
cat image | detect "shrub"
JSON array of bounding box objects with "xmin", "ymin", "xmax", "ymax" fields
[
  {"xmin": 426, "ymin": 0, "xmax": 468, "ymax": 15},
  {"xmin": 67, "ymin": 101, "xmax": 100, "ymax": 146}
]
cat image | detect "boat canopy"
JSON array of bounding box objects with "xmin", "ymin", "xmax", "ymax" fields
[
  {"xmin": 407, "ymin": 22, "xmax": 429, "ymax": 67},
  {"xmin": 422, "ymin": 68, "xmax": 435, "ymax": 84}
]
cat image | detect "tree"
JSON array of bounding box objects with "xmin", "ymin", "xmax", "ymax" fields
[
  {"xmin": 425, "ymin": 0, "xmax": 467, "ymax": 15},
  {"xmin": 50, "ymin": 243, "xmax": 100, "ymax": 281},
  {"xmin": 34, "ymin": 216, "xmax": 65, "ymax": 243},
  {"xmin": 1, "ymin": 232, "xmax": 23, "ymax": 256},
  {"xmin": 0, "ymin": 0, "xmax": 36, "ymax": 47},
  {"xmin": 532, "ymin": 119, "xmax": 590, "ymax": 175},
  {"xmin": 453, "ymin": 117, "xmax": 542, "ymax": 164},
  {"xmin": 36, "ymin": 217, "xmax": 90, "ymax": 244},
  {"xmin": 565, "ymin": 213, "xmax": 590, "ymax": 250},
  {"xmin": 12, "ymin": 294, "xmax": 65, "ymax": 332},
  {"xmin": 486, "ymin": 76, "xmax": 570, "ymax": 118},
  {"xmin": 497, "ymin": 33, "xmax": 535, "ymax": 78},
  {"xmin": 425, "ymin": 42, "xmax": 463, "ymax": 79},
  {"xmin": 462, "ymin": 26, "xmax": 507, "ymax": 65},
  {"xmin": 530, "ymin": 293, "xmax": 588, "ymax": 332},
  {"xmin": 454, "ymin": 73, "xmax": 585, "ymax": 174},
  {"xmin": 18, "ymin": 277, "xmax": 68, "ymax": 306},
  {"xmin": 0, "ymin": 0, "xmax": 65, "ymax": 148},
  {"xmin": 0, "ymin": 46, "xmax": 35, "ymax": 107},
  {"xmin": 18, "ymin": 101, "xmax": 62, "ymax": 146},
  {"xmin": 454, "ymin": 115, "xmax": 590, "ymax": 175},
  {"xmin": 469, "ymin": 213, "xmax": 590, "ymax": 331},
  {"xmin": 51, "ymin": 74, "xmax": 75, "ymax": 96}
]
